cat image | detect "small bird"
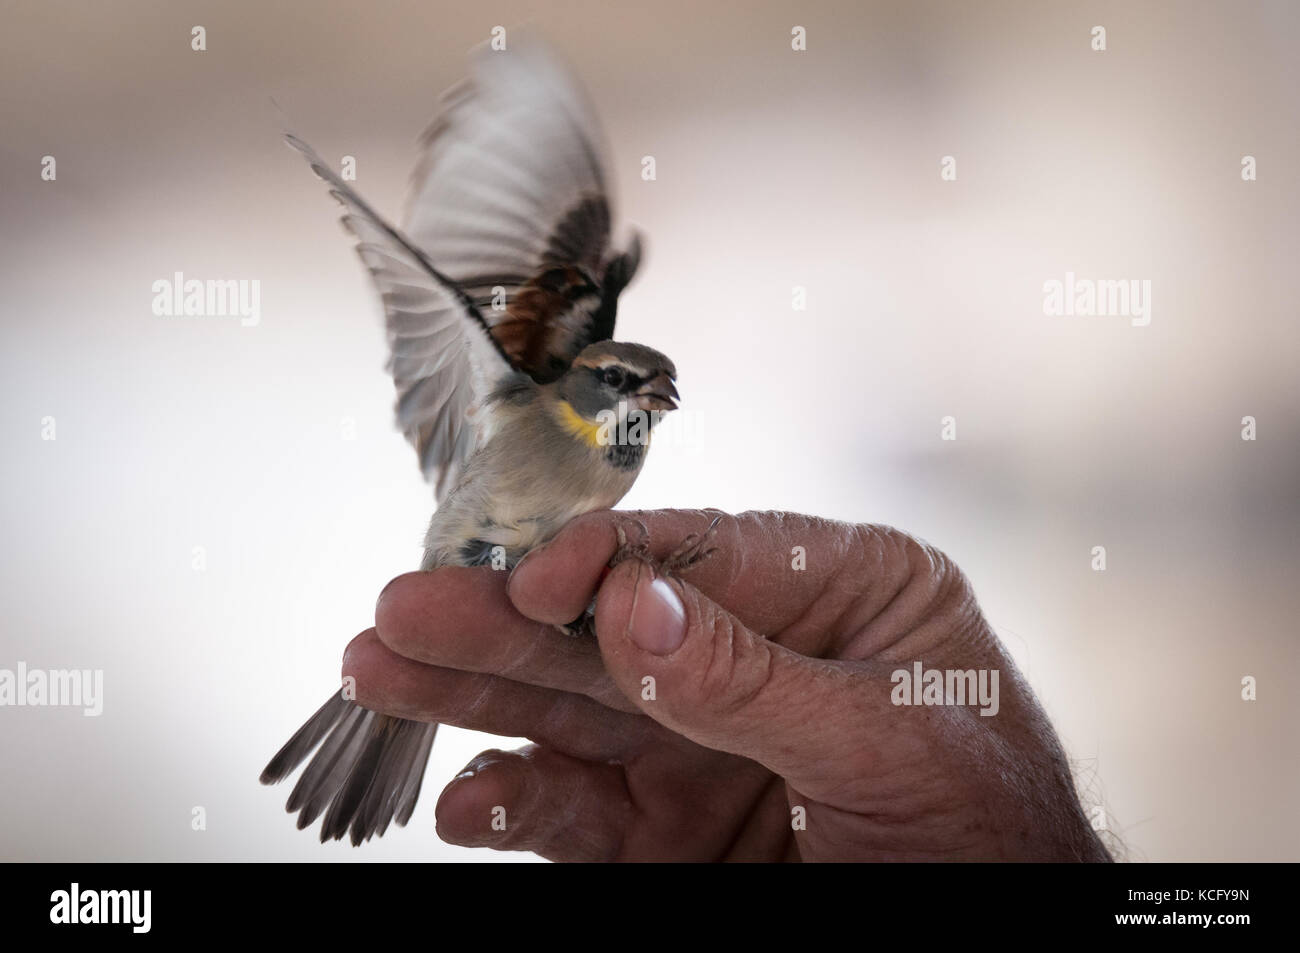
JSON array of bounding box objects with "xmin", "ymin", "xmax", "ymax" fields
[{"xmin": 260, "ymin": 39, "xmax": 681, "ymax": 844}]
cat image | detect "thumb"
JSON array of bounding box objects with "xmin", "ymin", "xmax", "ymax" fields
[{"xmin": 593, "ymin": 558, "xmax": 878, "ymax": 792}]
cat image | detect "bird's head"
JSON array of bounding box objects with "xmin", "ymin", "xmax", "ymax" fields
[{"xmin": 552, "ymin": 342, "xmax": 678, "ymax": 444}]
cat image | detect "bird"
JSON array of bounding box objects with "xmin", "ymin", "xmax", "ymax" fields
[{"xmin": 259, "ymin": 38, "xmax": 684, "ymax": 845}]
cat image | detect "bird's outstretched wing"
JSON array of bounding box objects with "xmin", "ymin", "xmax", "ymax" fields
[
  {"xmin": 404, "ymin": 37, "xmax": 641, "ymax": 385},
  {"xmin": 287, "ymin": 134, "xmax": 516, "ymax": 501},
  {"xmin": 288, "ymin": 39, "xmax": 639, "ymax": 500}
]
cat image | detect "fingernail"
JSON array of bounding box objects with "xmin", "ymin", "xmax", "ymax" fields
[{"xmin": 627, "ymin": 567, "xmax": 686, "ymax": 655}]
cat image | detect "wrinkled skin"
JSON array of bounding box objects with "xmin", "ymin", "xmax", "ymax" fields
[{"xmin": 342, "ymin": 509, "xmax": 1111, "ymax": 861}]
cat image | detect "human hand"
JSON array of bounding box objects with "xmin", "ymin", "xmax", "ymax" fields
[{"xmin": 344, "ymin": 509, "xmax": 1110, "ymax": 861}]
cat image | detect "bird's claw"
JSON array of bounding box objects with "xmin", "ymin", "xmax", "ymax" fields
[
  {"xmin": 659, "ymin": 514, "xmax": 723, "ymax": 575},
  {"xmin": 610, "ymin": 518, "xmax": 653, "ymax": 568},
  {"xmin": 608, "ymin": 514, "xmax": 722, "ymax": 577},
  {"xmin": 566, "ymin": 516, "xmax": 723, "ymax": 641}
]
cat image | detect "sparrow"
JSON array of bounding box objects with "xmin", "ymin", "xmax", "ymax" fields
[{"xmin": 259, "ymin": 39, "xmax": 681, "ymax": 844}]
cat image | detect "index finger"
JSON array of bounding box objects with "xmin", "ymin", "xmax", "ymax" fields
[{"xmin": 506, "ymin": 508, "xmax": 884, "ymax": 641}]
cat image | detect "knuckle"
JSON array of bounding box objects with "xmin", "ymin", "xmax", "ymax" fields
[
  {"xmin": 876, "ymin": 526, "xmax": 974, "ymax": 601},
  {"xmin": 690, "ymin": 604, "xmax": 777, "ymax": 720}
]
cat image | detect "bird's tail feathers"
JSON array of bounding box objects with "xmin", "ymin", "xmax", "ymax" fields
[{"xmin": 261, "ymin": 692, "xmax": 437, "ymax": 845}]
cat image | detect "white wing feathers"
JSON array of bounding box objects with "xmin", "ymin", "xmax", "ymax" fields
[
  {"xmin": 285, "ymin": 134, "xmax": 513, "ymax": 502},
  {"xmin": 287, "ymin": 38, "xmax": 627, "ymax": 501},
  {"xmin": 404, "ymin": 40, "xmax": 614, "ymax": 307}
]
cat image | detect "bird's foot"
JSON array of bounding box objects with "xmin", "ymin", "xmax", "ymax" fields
[
  {"xmin": 557, "ymin": 516, "xmax": 723, "ymax": 639},
  {"xmin": 609, "ymin": 514, "xmax": 722, "ymax": 577},
  {"xmin": 609, "ymin": 518, "xmax": 652, "ymax": 568},
  {"xmin": 658, "ymin": 515, "xmax": 723, "ymax": 575},
  {"xmin": 554, "ymin": 613, "xmax": 595, "ymax": 639}
]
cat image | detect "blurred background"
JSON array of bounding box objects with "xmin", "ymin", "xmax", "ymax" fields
[{"xmin": 1, "ymin": 0, "xmax": 1296, "ymax": 861}]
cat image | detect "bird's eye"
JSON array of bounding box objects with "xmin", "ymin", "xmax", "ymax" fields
[{"xmin": 601, "ymin": 366, "xmax": 626, "ymax": 389}]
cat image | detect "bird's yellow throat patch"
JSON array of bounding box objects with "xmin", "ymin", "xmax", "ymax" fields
[{"xmin": 555, "ymin": 401, "xmax": 606, "ymax": 448}]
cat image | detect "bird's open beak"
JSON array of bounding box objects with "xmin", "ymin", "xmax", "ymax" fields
[{"xmin": 632, "ymin": 373, "xmax": 679, "ymax": 412}]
